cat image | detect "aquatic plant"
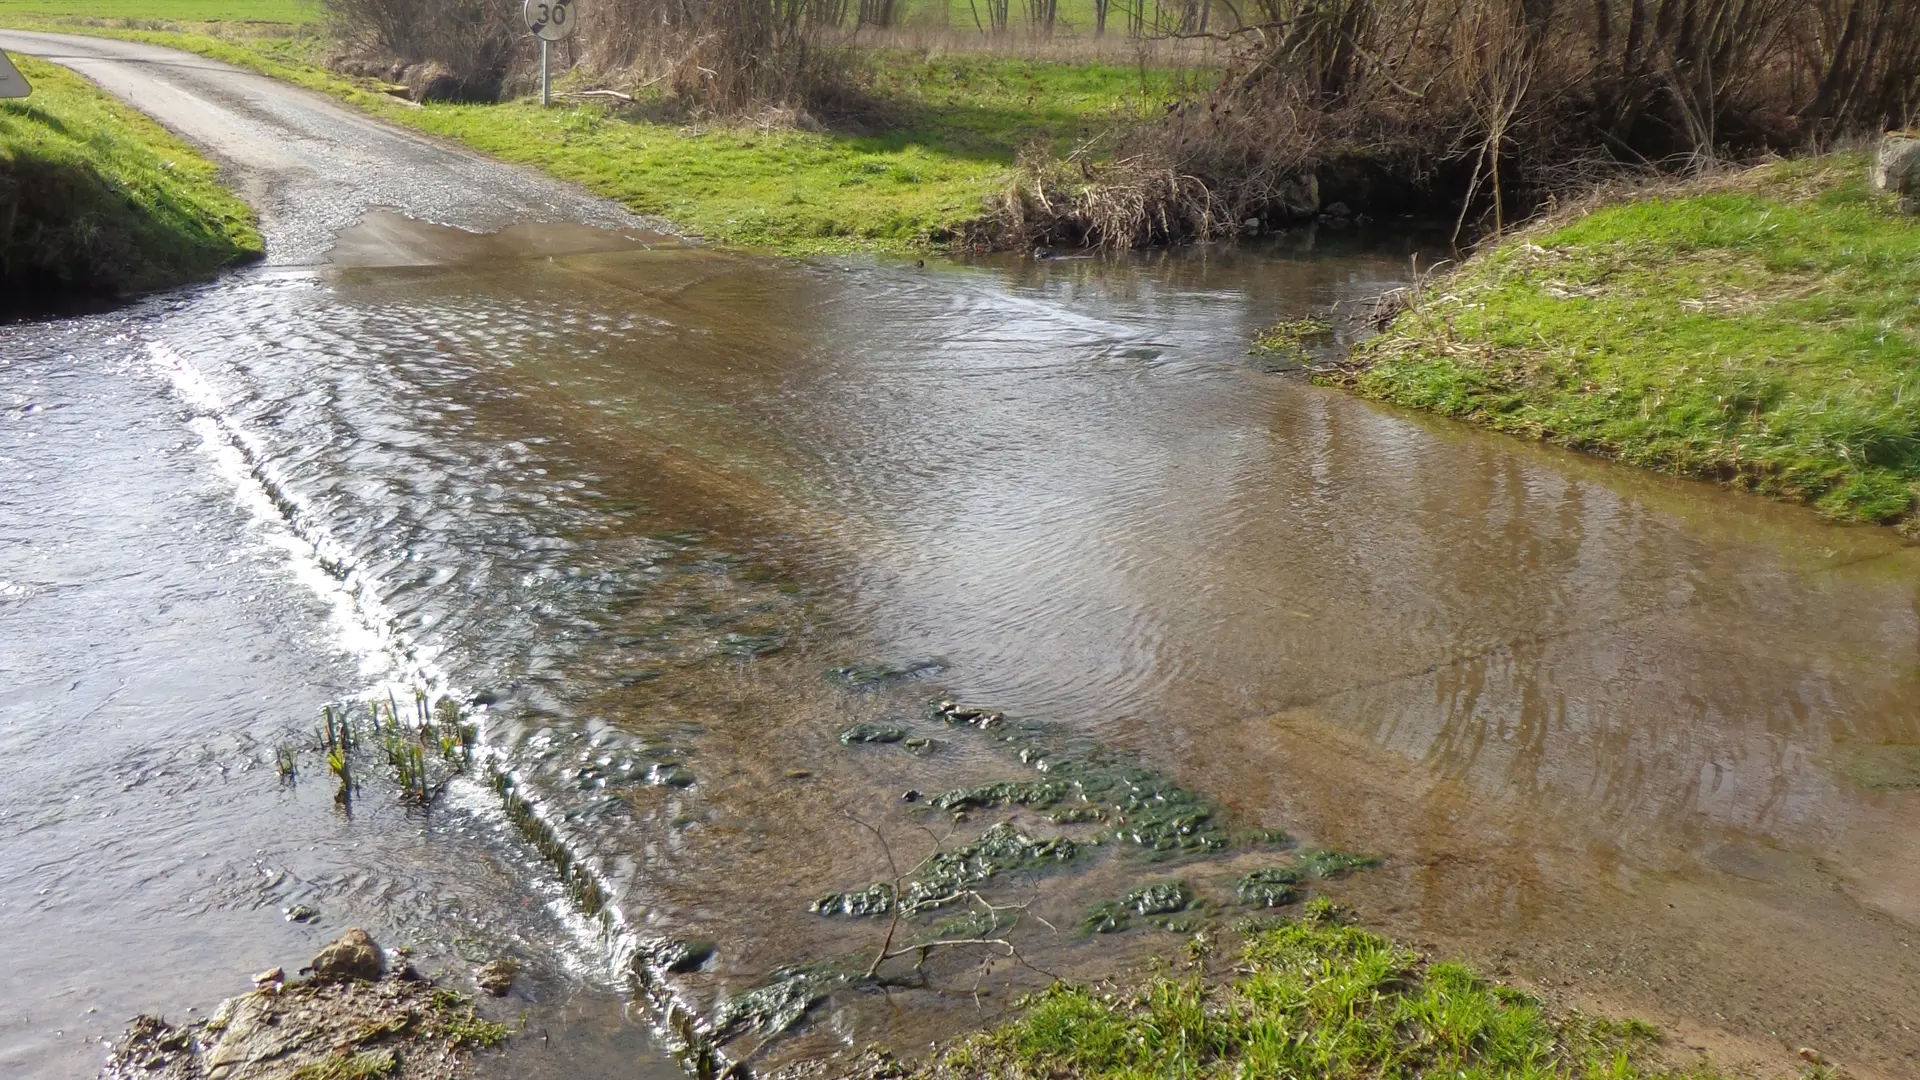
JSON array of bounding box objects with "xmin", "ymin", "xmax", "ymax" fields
[
  {"xmin": 923, "ymin": 699, "xmax": 1231, "ymax": 853},
  {"xmin": 1124, "ymin": 880, "xmax": 1191, "ymax": 915},
  {"xmin": 901, "ymin": 823, "xmax": 1078, "ymax": 913},
  {"xmin": 1298, "ymin": 849, "xmax": 1381, "ymax": 877},
  {"xmin": 713, "ymin": 966, "xmax": 844, "ymax": 1037},
  {"xmin": 1081, "ymin": 900, "xmax": 1130, "ymax": 934},
  {"xmin": 811, "ymin": 883, "xmax": 896, "ymax": 917},
  {"xmin": 1236, "ymin": 866, "xmax": 1304, "ymax": 907},
  {"xmin": 275, "ymin": 744, "xmax": 298, "ymax": 781},
  {"xmin": 929, "ymin": 779, "xmax": 1070, "ymax": 811}
]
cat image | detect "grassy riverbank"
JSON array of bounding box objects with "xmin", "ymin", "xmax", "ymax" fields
[
  {"xmin": 1, "ymin": 19, "xmax": 1174, "ymax": 252},
  {"xmin": 0, "ymin": 52, "xmax": 260, "ymax": 314},
  {"xmin": 918, "ymin": 901, "xmax": 1706, "ymax": 1080},
  {"xmin": 1342, "ymin": 154, "xmax": 1920, "ymax": 530}
]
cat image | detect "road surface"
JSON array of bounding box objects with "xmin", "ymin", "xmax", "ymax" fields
[{"xmin": 0, "ymin": 30, "xmax": 646, "ymax": 262}]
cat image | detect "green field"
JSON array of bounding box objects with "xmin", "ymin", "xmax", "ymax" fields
[
  {"xmin": 1345, "ymin": 154, "xmax": 1920, "ymax": 528},
  {"xmin": 0, "ymin": 0, "xmax": 315, "ymax": 21},
  {"xmin": 0, "ymin": 52, "xmax": 261, "ymax": 314}
]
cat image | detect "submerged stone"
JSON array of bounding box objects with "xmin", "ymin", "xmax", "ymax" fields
[
  {"xmin": 828, "ymin": 657, "xmax": 948, "ymax": 688},
  {"xmin": 718, "ymin": 631, "xmax": 786, "ymax": 658},
  {"xmin": 105, "ymin": 973, "xmax": 504, "ymax": 1080},
  {"xmin": 474, "ymin": 959, "xmax": 518, "ymax": 996},
  {"xmin": 1237, "ymin": 867, "xmax": 1305, "ymax": 907},
  {"xmin": 839, "ymin": 723, "xmax": 909, "ymax": 745},
  {"xmin": 305, "ymin": 928, "xmax": 384, "ymax": 983},
  {"xmin": 636, "ymin": 937, "xmax": 714, "ymax": 974},
  {"xmin": 646, "ymin": 763, "xmax": 696, "ymax": 788}
]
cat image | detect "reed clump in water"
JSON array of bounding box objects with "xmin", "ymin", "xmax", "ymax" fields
[{"xmin": 307, "ymin": 691, "xmax": 477, "ymax": 809}]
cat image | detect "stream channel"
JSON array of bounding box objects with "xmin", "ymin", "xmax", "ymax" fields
[{"xmin": 4, "ymin": 219, "xmax": 1918, "ymax": 1080}]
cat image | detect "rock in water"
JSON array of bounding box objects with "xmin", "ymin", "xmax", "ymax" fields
[
  {"xmin": 306, "ymin": 928, "xmax": 385, "ymax": 982},
  {"xmin": 1872, "ymin": 133, "xmax": 1920, "ymax": 201},
  {"xmin": 474, "ymin": 959, "xmax": 518, "ymax": 996}
]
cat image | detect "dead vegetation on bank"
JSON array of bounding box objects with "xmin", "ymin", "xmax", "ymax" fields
[
  {"xmin": 989, "ymin": 0, "xmax": 1920, "ymax": 247},
  {"xmin": 317, "ymin": 0, "xmax": 1920, "ymax": 247}
]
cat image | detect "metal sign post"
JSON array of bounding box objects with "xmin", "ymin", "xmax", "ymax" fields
[
  {"xmin": 0, "ymin": 49, "xmax": 31, "ymax": 99},
  {"xmin": 522, "ymin": 0, "xmax": 578, "ymax": 107}
]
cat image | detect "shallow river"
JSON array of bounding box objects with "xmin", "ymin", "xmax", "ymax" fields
[{"xmin": 4, "ymin": 220, "xmax": 1917, "ymax": 1079}]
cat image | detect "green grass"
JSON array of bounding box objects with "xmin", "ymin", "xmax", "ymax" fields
[
  {"xmin": 0, "ymin": 19, "xmax": 1177, "ymax": 252},
  {"xmin": 924, "ymin": 900, "xmax": 1695, "ymax": 1080},
  {"xmin": 0, "ymin": 52, "xmax": 261, "ymax": 314},
  {"xmin": 1343, "ymin": 154, "xmax": 1920, "ymax": 527}
]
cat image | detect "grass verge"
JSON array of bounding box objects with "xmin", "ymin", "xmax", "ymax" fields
[
  {"xmin": 1335, "ymin": 154, "xmax": 1920, "ymax": 529},
  {"xmin": 0, "ymin": 51, "xmax": 261, "ymax": 315},
  {"xmin": 0, "ymin": 20, "xmax": 1176, "ymax": 252},
  {"xmin": 918, "ymin": 900, "xmax": 1704, "ymax": 1080}
]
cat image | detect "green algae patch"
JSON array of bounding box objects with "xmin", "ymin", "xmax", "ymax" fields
[
  {"xmin": 1, "ymin": 54, "xmax": 261, "ymax": 315},
  {"xmin": 1825, "ymin": 742, "xmax": 1920, "ymax": 792},
  {"xmin": 1080, "ymin": 899, "xmax": 1132, "ymax": 935},
  {"xmin": 905, "ymin": 823, "xmax": 1078, "ymax": 912},
  {"xmin": 918, "ymin": 901, "xmax": 1692, "ymax": 1080},
  {"xmin": 930, "ymin": 779, "xmax": 1071, "ymax": 811},
  {"xmin": 713, "ymin": 966, "xmax": 846, "ymax": 1037},
  {"xmin": 812, "ymin": 882, "xmax": 897, "ymax": 918},
  {"xmin": 1297, "ymin": 849, "xmax": 1382, "ymax": 877},
  {"xmin": 813, "ymin": 823, "xmax": 1079, "ymax": 920},
  {"xmin": 925, "ymin": 698, "xmax": 1231, "ymax": 854},
  {"xmin": 1124, "ymin": 880, "xmax": 1192, "ymax": 916},
  {"xmin": 1235, "ymin": 866, "xmax": 1305, "ymax": 907},
  {"xmin": 1349, "ymin": 154, "xmax": 1920, "ymax": 529}
]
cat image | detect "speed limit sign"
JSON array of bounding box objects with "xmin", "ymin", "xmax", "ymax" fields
[{"xmin": 523, "ymin": 0, "xmax": 578, "ymax": 41}]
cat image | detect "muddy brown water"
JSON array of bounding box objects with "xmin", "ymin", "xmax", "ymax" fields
[{"xmin": 3, "ymin": 217, "xmax": 1917, "ymax": 1079}]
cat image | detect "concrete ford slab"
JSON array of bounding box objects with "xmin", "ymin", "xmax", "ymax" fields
[{"xmin": 0, "ymin": 48, "xmax": 30, "ymax": 98}]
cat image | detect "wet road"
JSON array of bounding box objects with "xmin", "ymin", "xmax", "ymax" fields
[
  {"xmin": 0, "ymin": 32, "xmax": 682, "ymax": 1079},
  {"xmin": 0, "ymin": 30, "xmax": 650, "ymax": 262}
]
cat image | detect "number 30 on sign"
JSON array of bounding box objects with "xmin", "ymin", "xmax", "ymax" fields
[{"xmin": 524, "ymin": 0, "xmax": 578, "ymax": 40}]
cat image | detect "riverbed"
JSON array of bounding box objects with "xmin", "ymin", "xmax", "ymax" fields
[{"xmin": 3, "ymin": 57, "xmax": 1918, "ymax": 1074}]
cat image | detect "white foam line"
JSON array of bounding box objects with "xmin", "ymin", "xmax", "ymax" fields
[{"xmin": 149, "ymin": 340, "xmax": 641, "ymax": 987}]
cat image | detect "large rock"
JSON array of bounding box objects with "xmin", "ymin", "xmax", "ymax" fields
[
  {"xmin": 306, "ymin": 928, "xmax": 385, "ymax": 982},
  {"xmin": 1871, "ymin": 133, "xmax": 1920, "ymax": 201}
]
